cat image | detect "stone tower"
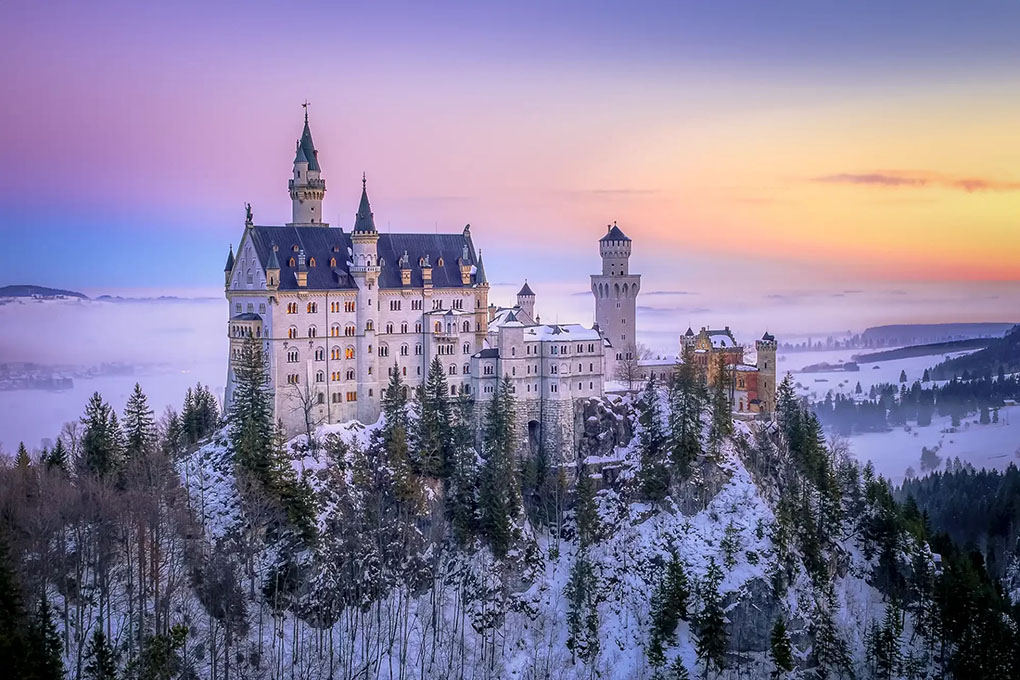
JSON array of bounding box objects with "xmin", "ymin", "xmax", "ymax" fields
[
  {"xmin": 288, "ymin": 110, "xmax": 327, "ymax": 226},
  {"xmin": 351, "ymin": 175, "xmax": 381, "ymax": 421},
  {"xmin": 591, "ymin": 222, "xmax": 640, "ymax": 380},
  {"xmin": 756, "ymin": 331, "xmax": 778, "ymax": 414},
  {"xmin": 516, "ymin": 281, "xmax": 536, "ymax": 321}
]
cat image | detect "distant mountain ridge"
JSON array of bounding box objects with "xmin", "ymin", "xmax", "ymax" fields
[
  {"xmin": 0, "ymin": 284, "xmax": 88, "ymax": 300},
  {"xmin": 931, "ymin": 324, "xmax": 1020, "ymax": 379},
  {"xmin": 861, "ymin": 322, "xmax": 1016, "ymax": 346}
]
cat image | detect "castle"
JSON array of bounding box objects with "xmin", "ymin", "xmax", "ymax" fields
[{"xmin": 223, "ymin": 112, "xmax": 775, "ymax": 453}]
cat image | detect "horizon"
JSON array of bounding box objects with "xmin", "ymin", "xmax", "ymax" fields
[{"xmin": 2, "ymin": 1, "xmax": 1019, "ymax": 292}]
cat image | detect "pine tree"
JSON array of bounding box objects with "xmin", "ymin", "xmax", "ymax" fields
[
  {"xmin": 80, "ymin": 392, "xmax": 123, "ymax": 477},
  {"xmin": 0, "ymin": 538, "xmax": 30, "ymax": 679},
  {"xmin": 575, "ymin": 461, "xmax": 600, "ymax": 548},
  {"xmin": 650, "ymin": 551, "xmax": 690, "ymax": 656},
  {"xmin": 123, "ymin": 382, "xmax": 157, "ymax": 460},
  {"xmin": 707, "ymin": 354, "xmax": 733, "ymax": 460},
  {"xmin": 669, "ymin": 344, "xmax": 703, "ymax": 476},
  {"xmin": 899, "ymin": 369, "xmax": 908, "ymax": 383},
  {"xmin": 83, "ymin": 627, "xmax": 118, "ymax": 679},
  {"xmin": 447, "ymin": 395, "xmax": 479, "ymax": 544},
  {"xmin": 922, "ymin": 368, "xmax": 930, "ymax": 382},
  {"xmin": 638, "ymin": 376, "xmax": 670, "ymax": 501},
  {"xmin": 695, "ymin": 558, "xmax": 727, "ymax": 677},
  {"xmin": 44, "ymin": 438, "xmax": 69, "ymax": 473},
  {"xmin": 668, "ymin": 657, "xmax": 690, "ymax": 679},
  {"xmin": 565, "ymin": 549, "xmax": 600, "ymax": 665},
  {"xmin": 15, "ymin": 442, "xmax": 30, "ymax": 469},
  {"xmin": 413, "ymin": 356, "xmax": 453, "ymax": 477},
  {"xmin": 769, "ymin": 618, "xmax": 793, "ymax": 679},
  {"xmin": 160, "ymin": 408, "xmax": 185, "ymax": 460},
  {"xmin": 229, "ymin": 335, "xmax": 276, "ymax": 488},
  {"xmin": 478, "ymin": 376, "xmax": 520, "ymax": 557},
  {"xmin": 28, "ymin": 594, "xmax": 63, "ymax": 680}
]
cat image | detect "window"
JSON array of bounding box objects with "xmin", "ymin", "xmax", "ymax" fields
[
  {"xmin": 331, "ymin": 324, "xmax": 341, "ymax": 337},
  {"xmin": 308, "ymin": 326, "xmax": 317, "ymax": 337},
  {"xmin": 289, "ymin": 257, "xmax": 296, "ymax": 267},
  {"xmin": 288, "ymin": 326, "xmax": 298, "ymax": 339},
  {"xmin": 449, "ymin": 364, "xmax": 456, "ymax": 375},
  {"xmin": 287, "ymin": 302, "xmax": 298, "ymax": 314},
  {"xmin": 287, "ymin": 349, "xmax": 299, "ymax": 363},
  {"xmin": 400, "ymin": 344, "xmax": 409, "ymax": 356},
  {"xmin": 401, "ymin": 322, "xmax": 408, "ymax": 333},
  {"xmin": 365, "ymin": 320, "xmax": 374, "ymax": 331},
  {"xmin": 345, "ymin": 369, "xmax": 355, "ymax": 380},
  {"xmin": 235, "ymin": 303, "xmax": 241, "ymax": 313},
  {"xmin": 463, "ymin": 363, "xmax": 470, "ymax": 375},
  {"xmin": 346, "ymin": 391, "xmax": 357, "ymax": 402},
  {"xmin": 316, "ymin": 371, "xmax": 324, "ymax": 383},
  {"xmin": 259, "ymin": 303, "xmax": 266, "ymax": 313},
  {"xmin": 551, "ymin": 365, "xmax": 558, "ymax": 374},
  {"xmin": 307, "ymin": 302, "xmax": 317, "ymax": 313},
  {"xmin": 415, "ymin": 322, "xmax": 422, "ymax": 333},
  {"xmin": 344, "ymin": 301, "xmax": 356, "ymax": 313},
  {"xmin": 287, "ymin": 374, "xmax": 300, "ymax": 384},
  {"xmin": 434, "ymin": 321, "xmax": 442, "ymax": 333},
  {"xmin": 385, "ymin": 322, "xmax": 394, "ymax": 334},
  {"xmin": 317, "ymin": 392, "xmax": 325, "ymax": 404},
  {"xmin": 331, "ymin": 347, "xmax": 341, "ymax": 360},
  {"xmin": 389, "ymin": 300, "xmax": 401, "ymax": 311},
  {"xmin": 415, "ymin": 343, "xmax": 422, "ymax": 355},
  {"xmin": 332, "ymin": 393, "xmax": 341, "ymax": 403},
  {"xmin": 379, "ymin": 344, "xmax": 389, "ymax": 357},
  {"xmin": 309, "ymin": 257, "xmax": 316, "ymax": 267},
  {"xmin": 453, "ymin": 299, "xmax": 463, "ymax": 310},
  {"xmin": 433, "ymin": 299, "xmax": 443, "ymax": 310},
  {"xmin": 411, "ymin": 299, "xmax": 422, "ymax": 311},
  {"xmin": 551, "ymin": 384, "xmax": 557, "ymax": 393},
  {"xmin": 344, "ymin": 324, "xmax": 356, "ymax": 337},
  {"xmin": 315, "ymin": 348, "xmax": 325, "ymax": 361},
  {"xmin": 330, "ymin": 257, "xmax": 337, "ymax": 268},
  {"xmin": 462, "ymin": 321, "xmax": 470, "ymax": 332},
  {"xmin": 345, "ymin": 347, "xmax": 355, "ymax": 359},
  {"xmin": 463, "ymin": 342, "xmax": 470, "ymax": 354}
]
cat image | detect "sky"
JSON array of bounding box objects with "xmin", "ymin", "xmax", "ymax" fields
[{"xmin": 1, "ymin": 1, "xmax": 1019, "ymax": 295}]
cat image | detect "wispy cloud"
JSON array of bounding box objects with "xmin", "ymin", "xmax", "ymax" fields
[
  {"xmin": 643, "ymin": 290, "xmax": 697, "ymax": 296},
  {"xmin": 812, "ymin": 171, "xmax": 1020, "ymax": 192}
]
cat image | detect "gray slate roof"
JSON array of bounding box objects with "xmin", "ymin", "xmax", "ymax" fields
[
  {"xmin": 247, "ymin": 225, "xmax": 481, "ymax": 291},
  {"xmin": 600, "ymin": 224, "xmax": 631, "ymax": 242},
  {"xmin": 517, "ymin": 282, "xmax": 535, "ymax": 297},
  {"xmin": 353, "ymin": 179, "xmax": 376, "ymax": 233},
  {"xmin": 294, "ymin": 117, "xmax": 320, "ymax": 172},
  {"xmin": 224, "ymin": 246, "xmax": 235, "ymax": 272}
]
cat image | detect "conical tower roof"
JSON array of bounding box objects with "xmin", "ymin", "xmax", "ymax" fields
[
  {"xmin": 353, "ymin": 174, "xmax": 377, "ymax": 233},
  {"xmin": 293, "ymin": 112, "xmax": 320, "ymax": 172},
  {"xmin": 224, "ymin": 245, "xmax": 234, "ymax": 272}
]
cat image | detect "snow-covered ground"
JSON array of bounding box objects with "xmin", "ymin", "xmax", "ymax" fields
[{"xmin": 846, "ymin": 406, "xmax": 1020, "ymax": 486}]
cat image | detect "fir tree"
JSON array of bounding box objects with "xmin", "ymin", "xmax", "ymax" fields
[
  {"xmin": 44, "ymin": 438, "xmax": 69, "ymax": 473},
  {"xmin": 28, "ymin": 594, "xmax": 63, "ymax": 680},
  {"xmin": 695, "ymin": 558, "xmax": 727, "ymax": 677},
  {"xmin": 669, "ymin": 343, "xmax": 703, "ymax": 476},
  {"xmin": 447, "ymin": 395, "xmax": 479, "ymax": 544},
  {"xmin": 650, "ymin": 551, "xmax": 690, "ymax": 658},
  {"xmin": 667, "ymin": 657, "xmax": 690, "ymax": 679},
  {"xmin": 15, "ymin": 442, "xmax": 30, "ymax": 469},
  {"xmin": 478, "ymin": 376, "xmax": 520, "ymax": 557},
  {"xmin": 707, "ymin": 354, "xmax": 733, "ymax": 460},
  {"xmin": 565, "ymin": 549, "xmax": 600, "ymax": 665},
  {"xmin": 0, "ymin": 537, "xmax": 30, "ymax": 679},
  {"xmin": 228, "ymin": 335, "xmax": 276, "ymax": 488},
  {"xmin": 84, "ymin": 628, "xmax": 119, "ymax": 680},
  {"xmin": 80, "ymin": 392, "xmax": 123, "ymax": 477},
  {"xmin": 575, "ymin": 461, "xmax": 600, "ymax": 548},
  {"xmin": 638, "ymin": 376, "xmax": 670, "ymax": 501},
  {"xmin": 769, "ymin": 618, "xmax": 793, "ymax": 679},
  {"xmin": 922, "ymin": 368, "xmax": 930, "ymax": 382},
  {"xmin": 123, "ymin": 382, "xmax": 156, "ymax": 460},
  {"xmin": 413, "ymin": 356, "xmax": 454, "ymax": 477}
]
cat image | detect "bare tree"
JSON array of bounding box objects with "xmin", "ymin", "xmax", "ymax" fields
[
  {"xmin": 288, "ymin": 381, "xmax": 327, "ymax": 457},
  {"xmin": 614, "ymin": 342, "xmax": 651, "ymax": 391}
]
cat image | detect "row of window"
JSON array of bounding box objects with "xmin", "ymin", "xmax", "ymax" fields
[{"xmin": 234, "ymin": 302, "xmax": 267, "ymax": 315}]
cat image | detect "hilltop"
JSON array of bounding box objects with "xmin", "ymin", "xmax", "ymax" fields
[{"xmin": 0, "ymin": 284, "xmax": 88, "ymax": 299}]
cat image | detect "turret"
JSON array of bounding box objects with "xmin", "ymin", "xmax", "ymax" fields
[
  {"xmin": 755, "ymin": 331, "xmax": 778, "ymax": 414},
  {"xmin": 458, "ymin": 244, "xmax": 473, "ymax": 285},
  {"xmin": 599, "ymin": 221, "xmax": 632, "ymax": 276},
  {"xmin": 288, "ymin": 107, "xmax": 327, "ymax": 226},
  {"xmin": 591, "ymin": 222, "xmax": 641, "ymax": 380},
  {"xmin": 350, "ymin": 174, "xmax": 380, "ymax": 279},
  {"xmin": 224, "ymin": 244, "xmax": 234, "ymax": 286},
  {"xmin": 516, "ymin": 281, "xmax": 536, "ymax": 321},
  {"xmin": 266, "ymin": 245, "xmax": 280, "ymax": 291}
]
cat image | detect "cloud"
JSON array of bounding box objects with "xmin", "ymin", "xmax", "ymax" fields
[
  {"xmin": 642, "ymin": 290, "xmax": 697, "ymax": 296},
  {"xmin": 812, "ymin": 171, "xmax": 1020, "ymax": 193}
]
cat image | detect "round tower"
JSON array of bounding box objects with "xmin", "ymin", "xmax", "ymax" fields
[
  {"xmin": 590, "ymin": 222, "xmax": 641, "ymax": 381},
  {"xmin": 755, "ymin": 332, "xmax": 778, "ymax": 414},
  {"xmin": 288, "ymin": 107, "xmax": 327, "ymax": 226}
]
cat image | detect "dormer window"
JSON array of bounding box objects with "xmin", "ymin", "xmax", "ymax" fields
[
  {"xmin": 289, "ymin": 257, "xmax": 296, "ymax": 267},
  {"xmin": 437, "ymin": 257, "xmax": 444, "ymax": 267},
  {"xmin": 309, "ymin": 257, "xmax": 316, "ymax": 267},
  {"xmin": 330, "ymin": 257, "xmax": 336, "ymax": 267},
  {"xmin": 293, "ymin": 245, "xmax": 299, "ymax": 252}
]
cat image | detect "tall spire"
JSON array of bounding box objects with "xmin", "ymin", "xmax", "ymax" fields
[
  {"xmin": 475, "ymin": 249, "xmax": 488, "ymax": 285},
  {"xmin": 294, "ymin": 112, "xmax": 320, "ymax": 172},
  {"xmin": 289, "ymin": 104, "xmax": 326, "ymax": 226},
  {"xmin": 353, "ymin": 173, "xmax": 377, "ymax": 233}
]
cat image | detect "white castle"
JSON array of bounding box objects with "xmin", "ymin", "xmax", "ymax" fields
[{"xmin": 223, "ymin": 112, "xmax": 649, "ymax": 454}]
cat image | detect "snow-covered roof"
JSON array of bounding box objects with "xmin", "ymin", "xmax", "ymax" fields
[{"xmin": 525, "ymin": 323, "xmax": 602, "ymax": 341}]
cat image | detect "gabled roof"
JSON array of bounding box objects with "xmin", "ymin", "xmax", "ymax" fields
[
  {"xmin": 517, "ymin": 281, "xmax": 535, "ymax": 297},
  {"xmin": 353, "ymin": 176, "xmax": 376, "ymax": 233},
  {"xmin": 294, "ymin": 115, "xmax": 320, "ymax": 172},
  {"xmin": 224, "ymin": 245, "xmax": 235, "ymax": 272},
  {"xmin": 600, "ymin": 224, "xmax": 631, "ymax": 242},
  {"xmin": 685, "ymin": 326, "xmax": 695, "ymax": 337}
]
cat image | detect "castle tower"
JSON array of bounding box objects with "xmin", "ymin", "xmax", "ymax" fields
[
  {"xmin": 516, "ymin": 281, "xmax": 536, "ymax": 322},
  {"xmin": 755, "ymin": 332, "xmax": 778, "ymax": 414},
  {"xmin": 350, "ymin": 174, "xmax": 381, "ymax": 421},
  {"xmin": 591, "ymin": 222, "xmax": 640, "ymax": 380},
  {"xmin": 288, "ymin": 108, "xmax": 327, "ymax": 226}
]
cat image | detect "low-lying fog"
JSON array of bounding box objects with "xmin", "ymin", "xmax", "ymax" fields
[{"xmin": 1, "ymin": 280, "xmax": 1017, "ymax": 462}]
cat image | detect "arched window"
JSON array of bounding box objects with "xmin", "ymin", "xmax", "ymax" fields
[
  {"xmin": 345, "ymin": 323, "xmax": 356, "ymax": 337},
  {"xmin": 379, "ymin": 344, "xmax": 389, "ymax": 357},
  {"xmin": 307, "ymin": 302, "xmax": 317, "ymax": 313},
  {"xmin": 400, "ymin": 322, "xmax": 408, "ymax": 333},
  {"xmin": 462, "ymin": 342, "xmax": 470, "ymax": 354},
  {"xmin": 415, "ymin": 343, "xmax": 422, "ymax": 355},
  {"xmin": 289, "ymin": 257, "xmax": 296, "ymax": 267},
  {"xmin": 345, "ymin": 369, "xmax": 355, "ymax": 380},
  {"xmin": 385, "ymin": 322, "xmax": 394, "ymax": 334},
  {"xmin": 365, "ymin": 320, "xmax": 374, "ymax": 331},
  {"xmin": 288, "ymin": 326, "xmax": 298, "ymax": 339},
  {"xmin": 331, "ymin": 346, "xmax": 341, "ymax": 360},
  {"xmin": 287, "ymin": 348, "xmax": 298, "ymax": 362},
  {"xmin": 308, "ymin": 326, "xmax": 317, "ymax": 337},
  {"xmin": 400, "ymin": 344, "xmax": 409, "ymax": 356},
  {"xmin": 315, "ymin": 348, "xmax": 325, "ymax": 361},
  {"xmin": 309, "ymin": 257, "xmax": 316, "ymax": 267},
  {"xmin": 434, "ymin": 321, "xmax": 442, "ymax": 333},
  {"xmin": 415, "ymin": 322, "xmax": 422, "ymax": 333},
  {"xmin": 463, "ymin": 363, "xmax": 470, "ymax": 375},
  {"xmin": 317, "ymin": 392, "xmax": 325, "ymax": 404},
  {"xmin": 316, "ymin": 371, "xmax": 324, "ymax": 383},
  {"xmin": 462, "ymin": 321, "xmax": 470, "ymax": 332},
  {"xmin": 345, "ymin": 346, "xmax": 355, "ymax": 359},
  {"xmin": 331, "ymin": 323, "xmax": 340, "ymax": 337},
  {"xmin": 448, "ymin": 364, "xmax": 457, "ymax": 375}
]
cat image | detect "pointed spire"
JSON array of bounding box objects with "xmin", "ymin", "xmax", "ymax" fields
[
  {"xmin": 293, "ymin": 107, "xmax": 320, "ymax": 171},
  {"xmin": 474, "ymin": 249, "xmax": 488, "ymax": 285},
  {"xmin": 224, "ymin": 244, "xmax": 234, "ymax": 272},
  {"xmin": 517, "ymin": 281, "xmax": 535, "ymax": 297},
  {"xmin": 353, "ymin": 173, "xmax": 377, "ymax": 233},
  {"xmin": 266, "ymin": 244, "xmax": 280, "ymax": 270}
]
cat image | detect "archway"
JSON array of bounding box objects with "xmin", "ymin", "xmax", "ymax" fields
[{"xmin": 527, "ymin": 420, "xmax": 541, "ymax": 459}]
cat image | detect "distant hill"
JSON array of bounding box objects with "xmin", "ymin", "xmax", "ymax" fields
[
  {"xmin": 0, "ymin": 284, "xmax": 88, "ymax": 300},
  {"xmin": 931, "ymin": 325, "xmax": 1020, "ymax": 379},
  {"xmin": 852, "ymin": 337, "xmax": 993, "ymax": 363},
  {"xmin": 861, "ymin": 322, "xmax": 1016, "ymax": 347}
]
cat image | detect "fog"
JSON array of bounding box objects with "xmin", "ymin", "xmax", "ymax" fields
[{"xmin": 1, "ymin": 278, "xmax": 1017, "ymax": 451}]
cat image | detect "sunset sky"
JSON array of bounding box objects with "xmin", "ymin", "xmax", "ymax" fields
[{"xmin": 1, "ymin": 1, "xmax": 1018, "ymax": 292}]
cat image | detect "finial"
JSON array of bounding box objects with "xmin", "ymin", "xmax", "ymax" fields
[
  {"xmin": 362, "ymin": 171, "xmax": 367, "ymax": 189},
  {"xmin": 302, "ymin": 100, "xmax": 310, "ymax": 122}
]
